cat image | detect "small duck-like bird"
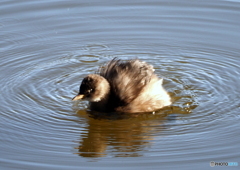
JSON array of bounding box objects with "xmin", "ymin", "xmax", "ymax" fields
[{"xmin": 72, "ymin": 58, "xmax": 171, "ymax": 113}]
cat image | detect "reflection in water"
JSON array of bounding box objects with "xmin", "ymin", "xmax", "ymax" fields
[
  {"xmin": 75, "ymin": 110, "xmax": 168, "ymax": 157},
  {"xmin": 74, "ymin": 105, "xmax": 190, "ymax": 158},
  {"xmin": 73, "ymin": 76, "xmax": 198, "ymax": 158}
]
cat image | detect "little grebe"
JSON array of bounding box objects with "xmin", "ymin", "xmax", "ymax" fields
[{"xmin": 72, "ymin": 58, "xmax": 171, "ymax": 113}]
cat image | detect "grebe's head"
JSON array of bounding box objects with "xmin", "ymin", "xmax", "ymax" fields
[{"xmin": 72, "ymin": 74, "xmax": 110, "ymax": 102}]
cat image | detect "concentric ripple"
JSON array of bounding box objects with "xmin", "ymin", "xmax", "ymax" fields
[{"xmin": 1, "ymin": 0, "xmax": 240, "ymax": 170}]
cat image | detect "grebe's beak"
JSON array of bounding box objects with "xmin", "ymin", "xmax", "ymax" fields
[{"xmin": 72, "ymin": 94, "xmax": 85, "ymax": 101}]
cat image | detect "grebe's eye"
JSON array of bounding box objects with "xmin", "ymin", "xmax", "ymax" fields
[{"xmin": 86, "ymin": 89, "xmax": 93, "ymax": 94}]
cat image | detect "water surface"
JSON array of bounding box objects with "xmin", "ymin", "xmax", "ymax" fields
[{"xmin": 0, "ymin": 0, "xmax": 240, "ymax": 169}]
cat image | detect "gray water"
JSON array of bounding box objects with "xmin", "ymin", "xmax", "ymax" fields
[{"xmin": 1, "ymin": 0, "xmax": 240, "ymax": 170}]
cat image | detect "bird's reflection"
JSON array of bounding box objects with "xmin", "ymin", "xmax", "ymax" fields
[
  {"xmin": 72, "ymin": 83, "xmax": 197, "ymax": 158},
  {"xmin": 75, "ymin": 108, "xmax": 172, "ymax": 158}
]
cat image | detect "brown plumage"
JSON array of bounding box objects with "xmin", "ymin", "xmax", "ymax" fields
[{"xmin": 72, "ymin": 58, "xmax": 171, "ymax": 113}]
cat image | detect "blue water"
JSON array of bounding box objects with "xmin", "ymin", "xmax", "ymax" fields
[{"xmin": 0, "ymin": 0, "xmax": 240, "ymax": 170}]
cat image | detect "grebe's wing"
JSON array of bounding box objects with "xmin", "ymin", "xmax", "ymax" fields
[{"xmin": 98, "ymin": 58, "xmax": 157, "ymax": 105}]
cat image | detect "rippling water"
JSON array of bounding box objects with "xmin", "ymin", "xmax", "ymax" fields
[{"xmin": 1, "ymin": 0, "xmax": 240, "ymax": 169}]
